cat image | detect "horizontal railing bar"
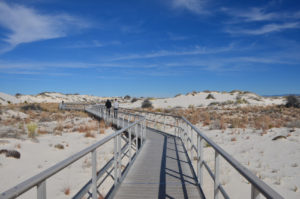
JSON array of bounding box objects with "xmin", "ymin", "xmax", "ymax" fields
[
  {"xmin": 120, "ymin": 107, "xmax": 180, "ymax": 118},
  {"xmin": 144, "ymin": 118, "xmax": 177, "ymax": 127},
  {"xmin": 1, "ymin": 117, "xmax": 145, "ymax": 199},
  {"xmin": 180, "ymin": 116, "xmax": 283, "ymax": 199}
]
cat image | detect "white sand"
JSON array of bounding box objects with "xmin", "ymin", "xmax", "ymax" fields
[
  {"xmin": 0, "ymin": 128, "xmax": 115, "ymax": 198},
  {"xmin": 188, "ymin": 125, "xmax": 300, "ymax": 199},
  {"xmin": 122, "ymin": 91, "xmax": 285, "ymax": 109},
  {"xmin": 0, "ymin": 92, "xmax": 20, "ymax": 105}
]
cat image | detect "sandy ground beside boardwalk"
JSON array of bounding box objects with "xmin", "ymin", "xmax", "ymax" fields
[
  {"xmin": 187, "ymin": 125, "xmax": 300, "ymax": 199},
  {"xmin": 0, "ymin": 129, "xmax": 115, "ymax": 199}
]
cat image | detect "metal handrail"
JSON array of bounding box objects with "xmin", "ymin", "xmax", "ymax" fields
[
  {"xmin": 0, "ymin": 106, "xmax": 146, "ymax": 199},
  {"xmin": 118, "ymin": 107, "xmax": 284, "ymax": 199},
  {"xmin": 180, "ymin": 116, "xmax": 283, "ymax": 199},
  {"xmin": 120, "ymin": 107, "xmax": 180, "ymax": 118}
]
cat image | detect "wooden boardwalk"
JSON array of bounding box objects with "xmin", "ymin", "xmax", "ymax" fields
[{"xmin": 113, "ymin": 127, "xmax": 204, "ymax": 199}]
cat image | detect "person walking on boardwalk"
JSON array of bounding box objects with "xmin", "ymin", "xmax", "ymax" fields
[
  {"xmin": 105, "ymin": 99, "xmax": 112, "ymax": 116},
  {"xmin": 113, "ymin": 99, "xmax": 119, "ymax": 118}
]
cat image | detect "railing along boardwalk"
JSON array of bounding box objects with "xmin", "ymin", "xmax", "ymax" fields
[
  {"xmin": 1, "ymin": 103, "xmax": 284, "ymax": 199},
  {"xmin": 0, "ymin": 104, "xmax": 146, "ymax": 199}
]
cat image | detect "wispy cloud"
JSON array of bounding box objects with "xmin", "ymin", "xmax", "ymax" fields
[
  {"xmin": 222, "ymin": 7, "xmax": 300, "ymax": 23},
  {"xmin": 168, "ymin": 32, "xmax": 189, "ymax": 41},
  {"xmin": 227, "ymin": 22, "xmax": 300, "ymax": 35},
  {"xmin": 222, "ymin": 5, "xmax": 300, "ymax": 35},
  {"xmin": 65, "ymin": 40, "xmax": 103, "ymax": 48},
  {"xmin": 111, "ymin": 44, "xmax": 235, "ymax": 61},
  {"xmin": 222, "ymin": 7, "xmax": 278, "ymax": 22},
  {"xmin": 170, "ymin": 0, "xmax": 209, "ymax": 14},
  {"xmin": 0, "ymin": 1, "xmax": 90, "ymax": 53}
]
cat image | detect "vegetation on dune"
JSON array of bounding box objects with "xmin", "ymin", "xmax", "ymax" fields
[
  {"xmin": 141, "ymin": 99, "xmax": 153, "ymax": 109},
  {"xmin": 286, "ymin": 95, "xmax": 300, "ymax": 108}
]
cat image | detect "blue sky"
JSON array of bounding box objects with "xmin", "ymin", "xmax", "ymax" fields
[{"xmin": 0, "ymin": 0, "xmax": 300, "ymax": 97}]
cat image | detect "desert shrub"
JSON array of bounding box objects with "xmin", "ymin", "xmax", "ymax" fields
[
  {"xmin": 221, "ymin": 100, "xmax": 235, "ymax": 105},
  {"xmin": 85, "ymin": 132, "xmax": 95, "ymax": 138},
  {"xmin": 201, "ymin": 111, "xmax": 210, "ymax": 126},
  {"xmin": 210, "ymin": 120, "xmax": 221, "ymax": 129},
  {"xmin": 131, "ymin": 98, "xmax": 138, "ymax": 103},
  {"xmin": 27, "ymin": 123, "xmax": 37, "ymax": 138},
  {"xmin": 7, "ymin": 101, "xmax": 11, "ymax": 104},
  {"xmin": 286, "ymin": 95, "xmax": 300, "ymax": 108},
  {"xmin": 254, "ymin": 115, "xmax": 272, "ymax": 131},
  {"xmin": 0, "ymin": 149, "xmax": 21, "ymax": 159},
  {"xmin": 63, "ymin": 187, "xmax": 70, "ymax": 195},
  {"xmin": 54, "ymin": 144, "xmax": 64, "ymax": 150},
  {"xmin": 38, "ymin": 129, "xmax": 48, "ymax": 134},
  {"xmin": 124, "ymin": 95, "xmax": 131, "ymax": 100},
  {"xmin": 209, "ymin": 102, "xmax": 220, "ymax": 106},
  {"xmin": 21, "ymin": 104, "xmax": 44, "ymax": 111},
  {"xmin": 235, "ymin": 96, "xmax": 249, "ymax": 104},
  {"xmin": 39, "ymin": 103, "xmax": 59, "ymax": 112},
  {"xmin": 206, "ymin": 94, "xmax": 215, "ymax": 99},
  {"xmin": 141, "ymin": 99, "xmax": 153, "ymax": 109}
]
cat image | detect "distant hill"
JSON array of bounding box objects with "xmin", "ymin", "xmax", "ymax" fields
[{"xmin": 263, "ymin": 94, "xmax": 300, "ymax": 97}]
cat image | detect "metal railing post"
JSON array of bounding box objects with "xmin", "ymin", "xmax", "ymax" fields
[
  {"xmin": 117, "ymin": 113, "xmax": 119, "ymax": 127},
  {"xmin": 164, "ymin": 116, "xmax": 166, "ymax": 131},
  {"xmin": 129, "ymin": 127, "xmax": 132, "ymax": 160},
  {"xmin": 114, "ymin": 136, "xmax": 118, "ymax": 186},
  {"xmin": 92, "ymin": 149, "xmax": 97, "ymax": 199},
  {"xmin": 135, "ymin": 124, "xmax": 138, "ymax": 150},
  {"xmin": 37, "ymin": 180, "xmax": 46, "ymax": 199},
  {"xmin": 123, "ymin": 114, "xmax": 125, "ymax": 128},
  {"xmin": 143, "ymin": 119, "xmax": 146, "ymax": 140},
  {"xmin": 190, "ymin": 126, "xmax": 193, "ymax": 161},
  {"xmin": 197, "ymin": 135, "xmax": 203, "ymax": 185},
  {"xmin": 117, "ymin": 134, "xmax": 121, "ymax": 180},
  {"xmin": 140, "ymin": 121, "xmax": 143, "ymax": 145},
  {"xmin": 214, "ymin": 151, "xmax": 220, "ymax": 199},
  {"xmin": 251, "ymin": 185, "xmax": 260, "ymax": 199}
]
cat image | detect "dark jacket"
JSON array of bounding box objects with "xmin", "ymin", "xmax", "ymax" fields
[{"xmin": 105, "ymin": 100, "xmax": 112, "ymax": 109}]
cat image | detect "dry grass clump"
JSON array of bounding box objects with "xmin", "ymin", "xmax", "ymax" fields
[
  {"xmin": 174, "ymin": 105, "xmax": 300, "ymax": 130},
  {"xmin": 84, "ymin": 132, "xmax": 95, "ymax": 138},
  {"xmin": 63, "ymin": 187, "xmax": 70, "ymax": 195},
  {"xmin": 39, "ymin": 103, "xmax": 59, "ymax": 112},
  {"xmin": 75, "ymin": 121, "xmax": 98, "ymax": 133},
  {"xmin": 54, "ymin": 144, "xmax": 64, "ymax": 150},
  {"xmin": 27, "ymin": 122, "xmax": 37, "ymax": 138},
  {"xmin": 99, "ymin": 119, "xmax": 106, "ymax": 134},
  {"xmin": 37, "ymin": 129, "xmax": 49, "ymax": 135}
]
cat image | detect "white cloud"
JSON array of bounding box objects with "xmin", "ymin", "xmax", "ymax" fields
[
  {"xmin": 171, "ymin": 0, "xmax": 208, "ymax": 14},
  {"xmin": 111, "ymin": 44, "xmax": 235, "ymax": 61},
  {"xmin": 65, "ymin": 40, "xmax": 103, "ymax": 48},
  {"xmin": 222, "ymin": 7, "xmax": 278, "ymax": 22},
  {"xmin": 0, "ymin": 1, "xmax": 89, "ymax": 52},
  {"xmin": 227, "ymin": 22, "xmax": 300, "ymax": 35}
]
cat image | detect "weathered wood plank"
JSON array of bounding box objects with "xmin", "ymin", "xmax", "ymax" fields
[{"xmin": 114, "ymin": 128, "xmax": 204, "ymax": 199}]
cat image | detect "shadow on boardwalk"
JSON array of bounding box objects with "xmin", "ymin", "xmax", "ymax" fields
[{"xmin": 114, "ymin": 128, "xmax": 205, "ymax": 199}]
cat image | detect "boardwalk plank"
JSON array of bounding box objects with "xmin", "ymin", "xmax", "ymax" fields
[{"xmin": 114, "ymin": 128, "xmax": 204, "ymax": 199}]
